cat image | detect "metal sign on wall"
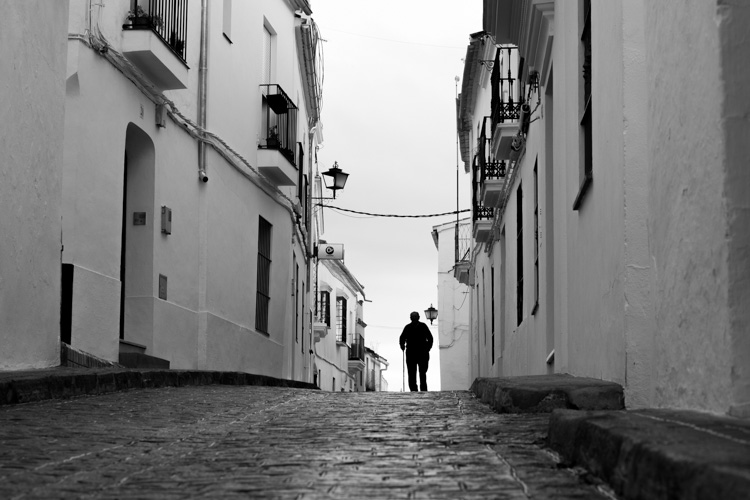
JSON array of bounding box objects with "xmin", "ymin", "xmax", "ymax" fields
[{"xmin": 317, "ymin": 243, "xmax": 344, "ymax": 260}]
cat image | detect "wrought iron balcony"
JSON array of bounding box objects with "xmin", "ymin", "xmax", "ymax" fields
[
  {"xmin": 489, "ymin": 46, "xmax": 525, "ymax": 160},
  {"xmin": 477, "ymin": 118, "xmax": 507, "ymax": 207},
  {"xmin": 490, "ymin": 47, "xmax": 523, "ymax": 128},
  {"xmin": 259, "ymin": 84, "xmax": 298, "ymax": 165},
  {"xmin": 257, "ymin": 84, "xmax": 299, "ymax": 186},
  {"xmin": 473, "ymin": 206, "xmax": 493, "ymax": 243},
  {"xmin": 121, "ymin": 0, "xmax": 188, "ymax": 90},
  {"xmin": 473, "ymin": 204, "xmax": 494, "ymax": 222},
  {"xmin": 349, "ymin": 334, "xmax": 365, "ymax": 361},
  {"xmin": 482, "ymin": 160, "xmax": 507, "ymax": 181},
  {"xmin": 473, "ymin": 144, "xmax": 495, "ymax": 243},
  {"xmin": 123, "ymin": 0, "xmax": 188, "ymax": 62}
]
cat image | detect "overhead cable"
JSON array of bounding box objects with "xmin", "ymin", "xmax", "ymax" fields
[{"xmin": 319, "ymin": 205, "xmax": 471, "ymax": 219}]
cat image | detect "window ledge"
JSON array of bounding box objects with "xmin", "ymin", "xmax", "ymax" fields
[{"xmin": 572, "ymin": 173, "xmax": 593, "ymax": 211}]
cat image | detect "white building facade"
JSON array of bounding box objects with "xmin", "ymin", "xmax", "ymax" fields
[
  {"xmin": 457, "ymin": 0, "xmax": 750, "ymax": 416},
  {"xmin": 313, "ymin": 257, "xmax": 366, "ymax": 392},
  {"xmin": 431, "ymin": 220, "xmax": 471, "ymax": 390},
  {"xmin": 55, "ymin": 0, "xmax": 322, "ymax": 381},
  {"xmin": 364, "ymin": 348, "xmax": 389, "ymax": 392}
]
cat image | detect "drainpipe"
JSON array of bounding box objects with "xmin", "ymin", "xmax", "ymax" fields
[
  {"xmin": 196, "ymin": 0, "xmax": 209, "ymax": 369},
  {"xmin": 306, "ymin": 126, "xmax": 316, "ymax": 384},
  {"xmin": 197, "ymin": 0, "xmax": 209, "ymax": 182}
]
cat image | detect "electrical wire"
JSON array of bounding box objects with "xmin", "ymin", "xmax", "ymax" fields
[{"xmin": 319, "ymin": 205, "xmax": 471, "ymax": 219}]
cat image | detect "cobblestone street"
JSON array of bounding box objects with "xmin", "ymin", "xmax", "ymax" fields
[{"xmin": 0, "ymin": 386, "xmax": 612, "ymax": 499}]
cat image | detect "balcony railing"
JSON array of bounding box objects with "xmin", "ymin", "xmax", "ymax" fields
[
  {"xmin": 490, "ymin": 46, "xmax": 523, "ymax": 130},
  {"xmin": 259, "ymin": 84, "xmax": 299, "ymax": 166},
  {"xmin": 477, "ymin": 118, "xmax": 507, "ymax": 182},
  {"xmin": 483, "ymin": 160, "xmax": 507, "ymax": 181},
  {"xmin": 349, "ymin": 335, "xmax": 365, "ymax": 361},
  {"xmin": 474, "ymin": 205, "xmax": 494, "ymax": 221},
  {"xmin": 472, "ymin": 153, "xmax": 494, "ymax": 222},
  {"xmin": 123, "ymin": 0, "xmax": 188, "ymax": 62}
]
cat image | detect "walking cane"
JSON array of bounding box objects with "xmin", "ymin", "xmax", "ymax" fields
[{"xmin": 402, "ymin": 349, "xmax": 405, "ymax": 392}]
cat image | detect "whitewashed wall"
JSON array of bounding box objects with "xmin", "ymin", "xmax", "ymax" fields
[
  {"xmin": 0, "ymin": 1, "xmax": 69, "ymax": 370},
  {"xmin": 61, "ymin": 0, "xmax": 311, "ymax": 379},
  {"xmin": 433, "ymin": 222, "xmax": 471, "ymax": 390},
  {"xmin": 645, "ymin": 0, "xmax": 750, "ymax": 416}
]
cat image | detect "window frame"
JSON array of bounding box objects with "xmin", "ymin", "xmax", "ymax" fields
[
  {"xmin": 516, "ymin": 184, "xmax": 524, "ymax": 326},
  {"xmin": 255, "ymin": 216, "xmax": 272, "ymax": 334},
  {"xmin": 532, "ymin": 160, "xmax": 540, "ymax": 315},
  {"xmin": 573, "ymin": 0, "xmax": 593, "ymax": 210},
  {"xmin": 336, "ymin": 296, "xmax": 348, "ymax": 344}
]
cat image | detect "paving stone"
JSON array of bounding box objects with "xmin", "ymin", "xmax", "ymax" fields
[{"xmin": 0, "ymin": 386, "xmax": 610, "ymax": 499}]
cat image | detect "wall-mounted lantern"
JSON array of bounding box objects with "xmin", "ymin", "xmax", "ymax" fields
[
  {"xmin": 424, "ymin": 304, "xmax": 438, "ymax": 325},
  {"xmin": 321, "ymin": 161, "xmax": 349, "ymax": 199}
]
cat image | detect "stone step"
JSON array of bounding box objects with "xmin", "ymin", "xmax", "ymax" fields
[
  {"xmin": 548, "ymin": 408, "xmax": 750, "ymax": 500},
  {"xmin": 470, "ymin": 374, "xmax": 625, "ymax": 413}
]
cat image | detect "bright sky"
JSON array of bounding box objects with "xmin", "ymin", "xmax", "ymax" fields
[{"xmin": 311, "ymin": 1, "xmax": 482, "ymax": 391}]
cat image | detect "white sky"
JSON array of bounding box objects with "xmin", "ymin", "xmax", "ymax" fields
[{"xmin": 311, "ymin": 1, "xmax": 482, "ymax": 391}]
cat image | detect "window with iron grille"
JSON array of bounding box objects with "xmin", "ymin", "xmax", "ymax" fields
[
  {"xmin": 482, "ymin": 268, "xmax": 487, "ymax": 346},
  {"xmin": 533, "ymin": 161, "xmax": 540, "ymax": 314},
  {"xmin": 491, "ymin": 265, "xmax": 495, "ymax": 364},
  {"xmin": 294, "ymin": 260, "xmax": 299, "ymax": 343},
  {"xmin": 517, "ymin": 184, "xmax": 523, "ymax": 326},
  {"xmin": 336, "ymin": 296, "xmax": 347, "ymax": 343},
  {"xmin": 255, "ymin": 217, "xmax": 272, "ymax": 333},
  {"xmin": 318, "ymin": 290, "xmax": 330, "ymax": 326}
]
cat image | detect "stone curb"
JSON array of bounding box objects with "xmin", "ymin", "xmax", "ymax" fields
[
  {"xmin": 548, "ymin": 408, "xmax": 750, "ymax": 500},
  {"xmin": 0, "ymin": 368, "xmax": 318, "ymax": 405},
  {"xmin": 470, "ymin": 374, "xmax": 625, "ymax": 413}
]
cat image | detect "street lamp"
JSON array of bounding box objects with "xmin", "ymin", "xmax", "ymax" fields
[
  {"xmin": 424, "ymin": 304, "xmax": 438, "ymax": 325},
  {"xmin": 321, "ymin": 161, "xmax": 349, "ymax": 199}
]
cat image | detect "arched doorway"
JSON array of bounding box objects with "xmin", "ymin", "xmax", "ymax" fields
[{"xmin": 121, "ymin": 124, "xmax": 156, "ymax": 345}]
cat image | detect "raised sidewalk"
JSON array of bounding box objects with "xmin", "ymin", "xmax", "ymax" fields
[
  {"xmin": 471, "ymin": 376, "xmax": 750, "ymax": 500},
  {"xmin": 0, "ymin": 366, "xmax": 317, "ymax": 405}
]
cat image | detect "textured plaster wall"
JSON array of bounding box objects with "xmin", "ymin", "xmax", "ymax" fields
[
  {"xmin": 63, "ymin": 44, "xmax": 162, "ymax": 360},
  {"xmin": 498, "ymin": 131, "xmax": 553, "ymax": 378},
  {"xmin": 720, "ymin": 0, "xmax": 750, "ymax": 418},
  {"xmin": 645, "ymin": 0, "xmax": 733, "ymax": 413},
  {"xmin": 0, "ymin": 1, "xmax": 68, "ymax": 370},
  {"xmin": 620, "ymin": 0, "xmax": 655, "ymax": 408}
]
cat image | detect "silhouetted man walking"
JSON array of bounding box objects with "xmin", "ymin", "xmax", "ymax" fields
[{"xmin": 399, "ymin": 311, "xmax": 434, "ymax": 392}]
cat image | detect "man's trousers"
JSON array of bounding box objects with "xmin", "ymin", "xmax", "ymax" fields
[{"xmin": 406, "ymin": 350, "xmax": 430, "ymax": 392}]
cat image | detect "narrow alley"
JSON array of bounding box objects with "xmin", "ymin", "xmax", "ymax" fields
[{"xmin": 0, "ymin": 386, "xmax": 610, "ymax": 499}]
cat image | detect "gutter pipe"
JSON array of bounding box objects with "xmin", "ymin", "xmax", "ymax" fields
[{"xmin": 198, "ymin": 0, "xmax": 208, "ymax": 182}]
